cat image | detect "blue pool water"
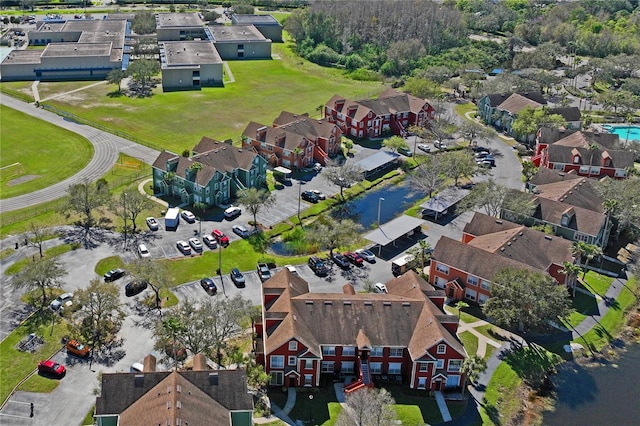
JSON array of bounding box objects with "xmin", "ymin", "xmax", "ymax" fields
[{"xmin": 602, "ymin": 124, "xmax": 640, "ymax": 142}]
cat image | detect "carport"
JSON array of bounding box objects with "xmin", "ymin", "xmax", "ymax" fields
[
  {"xmin": 419, "ymin": 187, "xmax": 470, "ymax": 221},
  {"xmin": 364, "ymin": 215, "xmax": 426, "ymax": 254},
  {"xmin": 354, "ymin": 151, "xmax": 400, "ymax": 179}
]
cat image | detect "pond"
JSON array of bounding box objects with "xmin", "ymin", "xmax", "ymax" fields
[{"xmin": 270, "ymin": 180, "xmax": 425, "ymax": 256}]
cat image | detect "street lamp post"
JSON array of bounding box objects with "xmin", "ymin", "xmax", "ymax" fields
[
  {"xmin": 308, "ymin": 394, "xmax": 314, "ymax": 424},
  {"xmin": 198, "ymin": 216, "xmax": 202, "ymax": 237},
  {"xmin": 297, "ymin": 181, "xmax": 302, "ymax": 227},
  {"xmin": 122, "ymin": 192, "xmax": 127, "ymax": 249},
  {"xmin": 377, "ymin": 197, "xmax": 385, "ymax": 228}
]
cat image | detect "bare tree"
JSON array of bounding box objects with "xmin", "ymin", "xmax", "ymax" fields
[
  {"xmin": 127, "ymin": 259, "xmax": 171, "ymax": 312},
  {"xmin": 306, "ymin": 216, "xmax": 363, "ymax": 257},
  {"xmin": 24, "ymin": 222, "xmax": 55, "ymax": 258},
  {"xmin": 65, "ymin": 180, "xmax": 110, "ymax": 234},
  {"xmin": 110, "ymin": 190, "xmax": 154, "ymax": 235},
  {"xmin": 411, "ymin": 155, "xmax": 446, "ymax": 197},
  {"xmin": 12, "ymin": 257, "xmax": 67, "ymax": 308},
  {"xmin": 323, "ymin": 159, "xmax": 364, "ymax": 200},
  {"xmin": 441, "ymin": 151, "xmax": 479, "ymax": 186},
  {"xmin": 336, "ymin": 387, "xmax": 397, "ymax": 426},
  {"xmin": 237, "ymin": 188, "xmax": 276, "ymax": 229}
]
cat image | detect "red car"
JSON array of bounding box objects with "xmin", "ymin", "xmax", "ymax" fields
[
  {"xmin": 343, "ymin": 252, "xmax": 364, "ymax": 266},
  {"xmin": 212, "ymin": 229, "xmax": 229, "ymax": 246},
  {"xmin": 38, "ymin": 360, "xmax": 66, "ymax": 377}
]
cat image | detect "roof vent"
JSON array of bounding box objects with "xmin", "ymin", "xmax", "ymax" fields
[
  {"xmin": 507, "ymin": 242, "xmax": 512, "ymax": 246},
  {"xmin": 383, "ymin": 302, "xmax": 391, "ymax": 307},
  {"xmin": 518, "ymin": 232, "xmax": 523, "ymax": 236},
  {"xmin": 364, "ymin": 301, "xmax": 372, "ymax": 306},
  {"xmin": 500, "ymin": 247, "xmax": 505, "ymax": 251},
  {"xmin": 544, "ymin": 235, "xmax": 552, "ymax": 240},
  {"xmin": 495, "ymin": 220, "xmax": 502, "ymax": 224},
  {"xmin": 324, "ymin": 301, "xmax": 332, "ymax": 305},
  {"xmin": 402, "ymin": 302, "xmax": 410, "ymax": 307},
  {"xmin": 305, "ymin": 300, "xmax": 313, "ymax": 305},
  {"xmin": 343, "ymin": 301, "xmax": 352, "ymax": 306}
]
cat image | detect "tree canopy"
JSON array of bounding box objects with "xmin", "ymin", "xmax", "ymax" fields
[{"xmin": 237, "ymin": 188, "xmax": 276, "ymax": 228}]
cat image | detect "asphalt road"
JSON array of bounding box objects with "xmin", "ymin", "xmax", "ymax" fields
[{"xmin": 0, "ymin": 95, "xmax": 160, "ymax": 213}]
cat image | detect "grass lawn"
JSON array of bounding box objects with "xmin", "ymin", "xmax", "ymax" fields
[
  {"xmin": 17, "ymin": 373, "xmax": 60, "ymax": 393},
  {"xmin": 43, "ymin": 43, "xmax": 383, "ymax": 153},
  {"xmin": 582, "ymin": 271, "xmax": 614, "ymax": 296},
  {"xmin": 454, "ymin": 102, "xmax": 478, "ymax": 122},
  {"xmin": 0, "ymin": 81, "xmax": 35, "ymax": 103},
  {"xmin": 573, "ymin": 275, "xmax": 638, "ymax": 353},
  {"xmin": 0, "ymin": 105, "xmax": 94, "ymax": 199},
  {"xmin": 288, "ymin": 387, "xmax": 338, "ymax": 425},
  {"xmin": 385, "ymin": 384, "xmax": 444, "ymax": 424},
  {"xmin": 459, "ymin": 331, "xmax": 479, "ymax": 357},
  {"xmin": 565, "ymin": 290, "xmax": 599, "ymax": 327},
  {"xmin": 5, "ymin": 243, "xmax": 80, "ymax": 276},
  {"xmin": 480, "ymin": 361, "xmax": 522, "ymax": 426},
  {"xmin": 0, "ymin": 313, "xmax": 69, "ymax": 405},
  {"xmin": 94, "ymin": 256, "xmax": 125, "ymax": 276},
  {"xmin": 82, "ymin": 404, "xmax": 95, "ymax": 426}
]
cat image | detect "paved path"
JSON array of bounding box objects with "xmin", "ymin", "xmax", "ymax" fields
[{"xmin": 0, "ymin": 95, "xmax": 160, "ymax": 212}]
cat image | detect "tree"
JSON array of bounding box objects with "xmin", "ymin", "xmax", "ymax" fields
[
  {"xmin": 127, "ymin": 59, "xmax": 160, "ymax": 93},
  {"xmin": 382, "ymin": 135, "xmax": 409, "ymax": 153},
  {"xmin": 407, "ymin": 240, "xmax": 432, "ymax": 271},
  {"xmin": 127, "ymin": 259, "xmax": 171, "ymax": 311},
  {"xmin": 595, "ymin": 176, "xmax": 640, "ymax": 238},
  {"xmin": 153, "ymin": 295, "xmax": 252, "ymax": 367},
  {"xmin": 131, "ymin": 10, "xmax": 157, "ymax": 35},
  {"xmin": 161, "ymin": 317, "xmax": 187, "ymax": 370},
  {"xmin": 107, "ymin": 69, "xmax": 126, "ymax": 93},
  {"xmin": 12, "ymin": 257, "xmax": 66, "ymax": 308},
  {"xmin": 237, "ymin": 188, "xmax": 275, "ymax": 229},
  {"xmin": 323, "ymin": 160, "xmax": 364, "ymax": 200},
  {"xmin": 336, "ymin": 387, "xmax": 397, "ymax": 426},
  {"xmin": 65, "ymin": 180, "xmax": 110, "ymax": 232},
  {"xmin": 306, "ymin": 216, "xmax": 363, "ymax": 257},
  {"xmin": 402, "ymin": 76, "xmax": 442, "ymax": 99},
  {"xmin": 460, "ymin": 121, "xmax": 492, "ymax": 146},
  {"xmin": 560, "ymin": 261, "xmax": 582, "ymax": 297},
  {"xmin": 343, "ymin": 140, "xmax": 354, "ymax": 156},
  {"xmin": 456, "ymin": 301, "xmax": 469, "ymax": 321},
  {"xmin": 462, "ymin": 354, "xmax": 487, "ymax": 386},
  {"xmin": 521, "ymin": 160, "xmax": 538, "ymax": 191},
  {"xmin": 512, "ymin": 106, "xmax": 566, "ymax": 143},
  {"xmin": 73, "ymin": 280, "xmax": 125, "ymax": 355},
  {"xmin": 24, "ymin": 222, "xmax": 54, "ymax": 258},
  {"xmin": 111, "ymin": 190, "xmax": 153, "ymax": 235},
  {"xmin": 441, "ymin": 151, "xmax": 478, "ymax": 186},
  {"xmin": 571, "ymin": 241, "xmax": 602, "ymax": 279},
  {"xmin": 482, "ymin": 268, "xmax": 572, "ymax": 333},
  {"xmin": 411, "ymin": 157, "xmax": 446, "ymax": 199}
]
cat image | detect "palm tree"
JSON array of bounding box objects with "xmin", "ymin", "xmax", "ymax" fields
[
  {"xmin": 456, "ymin": 301, "xmax": 469, "ymax": 321},
  {"xmin": 462, "ymin": 355, "xmax": 487, "ymax": 393},
  {"xmin": 602, "ymin": 199, "xmax": 618, "ymax": 247},
  {"xmin": 571, "ymin": 241, "xmax": 603, "ymax": 279},
  {"xmin": 560, "ymin": 261, "xmax": 583, "ymax": 297},
  {"xmin": 587, "ymin": 143, "xmax": 599, "ymax": 178}
]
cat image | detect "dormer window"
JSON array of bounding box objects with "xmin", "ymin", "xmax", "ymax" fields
[{"xmin": 573, "ymin": 155, "xmax": 580, "ymax": 164}]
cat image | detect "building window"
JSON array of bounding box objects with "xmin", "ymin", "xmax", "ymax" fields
[
  {"xmin": 370, "ymin": 362, "xmax": 382, "ymax": 374},
  {"xmin": 288, "ymin": 356, "xmax": 296, "ymax": 366},
  {"xmin": 579, "ymin": 165, "xmax": 589, "ymax": 173},
  {"xmin": 304, "ymin": 374, "xmax": 313, "ymax": 386},
  {"xmin": 270, "ymin": 356, "xmax": 284, "ymax": 369},
  {"xmin": 480, "ymin": 280, "xmax": 491, "ymax": 291},
  {"xmin": 448, "ymin": 360, "xmax": 462, "ymax": 372},
  {"xmin": 321, "ymin": 361, "xmax": 334, "ymax": 373},
  {"xmin": 418, "ymin": 377, "xmax": 427, "ymax": 389},
  {"xmin": 467, "ymin": 275, "xmax": 478, "ymax": 286},
  {"xmin": 553, "ymin": 163, "xmax": 564, "ymax": 170},
  {"xmin": 436, "ymin": 359, "xmax": 444, "ymax": 369},
  {"xmin": 283, "ymin": 149, "xmax": 290, "ymax": 157},
  {"xmin": 341, "ymin": 362, "xmax": 355, "ymax": 373},
  {"xmin": 573, "ymin": 155, "xmax": 580, "ymax": 164},
  {"xmin": 270, "ymin": 372, "xmax": 283, "ymax": 386},
  {"xmin": 389, "ymin": 348, "xmax": 403, "ymax": 357},
  {"xmin": 370, "ymin": 347, "xmax": 383, "ymax": 357},
  {"xmin": 342, "ymin": 346, "xmax": 356, "ymax": 356},
  {"xmin": 446, "ymin": 375, "xmax": 460, "ymax": 388},
  {"xmin": 322, "ymin": 346, "xmax": 336, "ymax": 356},
  {"xmin": 575, "ymin": 233, "xmax": 589, "ymax": 242},
  {"xmin": 260, "ymin": 142, "xmax": 266, "ymax": 149},
  {"xmin": 435, "ymin": 277, "xmax": 446, "ymax": 289},
  {"xmin": 478, "ymin": 294, "xmax": 488, "ymax": 305},
  {"xmin": 465, "ymin": 289, "xmax": 477, "ymax": 301},
  {"xmin": 419, "ymin": 362, "xmax": 429, "ymax": 372},
  {"xmin": 615, "ymin": 169, "xmax": 627, "ymax": 177},
  {"xmin": 590, "ymin": 167, "xmax": 600, "ymax": 175},
  {"xmin": 436, "ymin": 263, "xmax": 449, "ymax": 274},
  {"xmin": 437, "ymin": 344, "xmax": 446, "ymax": 354},
  {"xmin": 388, "ymin": 363, "xmax": 401, "ymax": 374},
  {"xmin": 305, "ymin": 360, "xmax": 313, "ymax": 369}
]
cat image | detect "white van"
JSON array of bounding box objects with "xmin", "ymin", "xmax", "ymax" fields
[{"xmin": 391, "ymin": 254, "xmax": 416, "ymax": 276}]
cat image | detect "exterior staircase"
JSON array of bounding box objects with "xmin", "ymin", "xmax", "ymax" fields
[
  {"xmin": 531, "ymin": 152, "xmax": 543, "ymax": 166},
  {"xmin": 314, "ymin": 145, "xmax": 330, "ymax": 165},
  {"xmin": 343, "ymin": 359, "xmax": 374, "ymax": 394}
]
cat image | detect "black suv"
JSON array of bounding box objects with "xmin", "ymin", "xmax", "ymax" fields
[
  {"xmin": 125, "ymin": 280, "xmax": 149, "ymax": 297},
  {"xmin": 301, "ymin": 190, "xmax": 319, "ymax": 203},
  {"xmin": 308, "ymin": 256, "xmax": 329, "ymax": 276}
]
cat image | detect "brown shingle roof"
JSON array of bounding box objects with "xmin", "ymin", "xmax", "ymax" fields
[
  {"xmin": 277, "ymin": 117, "xmax": 337, "ymax": 142},
  {"xmin": 497, "ymin": 93, "xmax": 543, "ymax": 115},
  {"xmin": 530, "ymin": 195, "xmax": 606, "ymax": 237},
  {"xmin": 546, "ymin": 132, "xmax": 632, "ymax": 169},
  {"xmin": 243, "ymin": 121, "xmax": 310, "ymax": 151},
  {"xmin": 533, "ymin": 178, "xmax": 604, "ymax": 212},
  {"xmin": 462, "ymin": 212, "xmax": 521, "ymax": 237},
  {"xmin": 273, "ymin": 111, "xmax": 310, "ymax": 126},
  {"xmin": 548, "ymin": 107, "xmax": 581, "ymax": 122},
  {"xmin": 529, "ymin": 168, "xmax": 581, "ymax": 185}
]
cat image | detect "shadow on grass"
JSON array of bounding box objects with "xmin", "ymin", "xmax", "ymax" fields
[
  {"xmin": 572, "ymin": 291, "xmax": 600, "ymax": 316},
  {"xmin": 500, "ymin": 343, "xmax": 562, "ymax": 389},
  {"xmin": 287, "ymin": 386, "xmax": 338, "ymax": 425}
]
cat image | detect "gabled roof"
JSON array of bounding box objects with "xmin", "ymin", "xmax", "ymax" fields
[
  {"xmin": 483, "ymin": 92, "xmax": 547, "ymax": 108},
  {"xmin": 497, "ymin": 93, "xmax": 543, "ymax": 115},
  {"xmin": 536, "ymin": 127, "xmax": 579, "ymax": 145},
  {"xmin": 529, "ymin": 168, "xmax": 582, "ymax": 186},
  {"xmin": 546, "ymin": 132, "xmax": 633, "ymax": 169},
  {"xmin": 243, "ymin": 121, "xmax": 310, "ymax": 151},
  {"xmin": 548, "ymin": 106, "xmax": 581, "ymax": 122},
  {"xmin": 553, "ymin": 131, "xmax": 619, "ymax": 150},
  {"xmin": 273, "ymin": 111, "xmax": 310, "ymax": 126},
  {"xmin": 532, "ymin": 178, "xmax": 604, "ymax": 212},
  {"xmin": 463, "ymin": 212, "xmax": 521, "ymax": 237},
  {"xmin": 263, "ymin": 270, "xmax": 463, "ymax": 361},
  {"xmin": 528, "ymin": 193, "xmax": 606, "ymax": 236},
  {"xmin": 325, "ymin": 94, "xmax": 375, "ymax": 122},
  {"xmin": 276, "ymin": 116, "xmax": 337, "ymax": 142},
  {"xmin": 326, "ymin": 89, "xmax": 430, "ymax": 122}
]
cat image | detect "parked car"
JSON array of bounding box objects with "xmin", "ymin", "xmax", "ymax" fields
[
  {"xmin": 434, "ymin": 141, "xmax": 447, "ymax": 150},
  {"xmin": 145, "ymin": 217, "xmax": 159, "ymax": 231},
  {"xmin": 181, "ymin": 210, "xmax": 196, "ymax": 223},
  {"xmin": 257, "ymin": 263, "xmax": 271, "ymax": 282},
  {"xmin": 477, "ymin": 156, "xmax": 495, "ymax": 167},
  {"xmin": 203, "ymin": 235, "xmax": 218, "ymax": 248},
  {"xmin": 331, "ymin": 253, "xmax": 351, "ymax": 269},
  {"xmin": 176, "ymin": 240, "xmax": 192, "ymax": 254},
  {"xmin": 308, "ymin": 256, "xmax": 329, "ymax": 276},
  {"xmin": 212, "ymin": 229, "xmax": 229, "ymax": 246},
  {"xmin": 138, "ymin": 244, "xmax": 151, "ymax": 258},
  {"xmin": 471, "ymin": 145, "xmax": 489, "ymax": 152},
  {"xmin": 37, "ymin": 360, "xmax": 66, "ymax": 377},
  {"xmin": 313, "ymin": 162, "xmax": 322, "ymax": 172},
  {"xmin": 344, "ymin": 251, "xmax": 364, "ymax": 266},
  {"xmin": 475, "ymin": 151, "xmax": 490, "ymax": 159},
  {"xmin": 50, "ymin": 293, "xmax": 73, "ymax": 311},
  {"xmin": 397, "ymin": 146, "xmax": 413, "ymax": 157},
  {"xmin": 103, "ymin": 268, "xmax": 126, "ymax": 282},
  {"xmin": 355, "ymin": 249, "xmax": 376, "ymax": 263},
  {"xmin": 417, "ymin": 144, "xmax": 431, "ymax": 153},
  {"xmin": 66, "ymin": 339, "xmax": 90, "ymax": 358},
  {"xmin": 233, "ymin": 225, "xmax": 250, "ymax": 238},
  {"xmin": 461, "ymin": 182, "xmax": 475, "ymax": 190},
  {"xmin": 230, "ymin": 268, "xmax": 246, "ymax": 287},
  {"xmin": 374, "ymin": 283, "xmax": 388, "ymax": 293},
  {"xmin": 188, "ymin": 237, "xmax": 203, "ymax": 251},
  {"xmin": 199, "ymin": 278, "xmax": 217, "ymax": 295},
  {"xmin": 284, "ymin": 265, "xmax": 298, "ymax": 275},
  {"xmin": 125, "ymin": 280, "xmax": 148, "ymax": 297},
  {"xmin": 310, "ymin": 189, "xmax": 326, "ymax": 200},
  {"xmin": 301, "ymin": 190, "xmax": 319, "ymax": 203},
  {"xmin": 224, "ymin": 206, "xmax": 241, "ymax": 219}
]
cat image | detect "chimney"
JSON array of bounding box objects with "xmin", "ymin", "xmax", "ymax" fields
[
  {"xmin": 143, "ymin": 354, "xmax": 157, "ymax": 372},
  {"xmin": 193, "ymin": 353, "xmax": 209, "ymax": 371}
]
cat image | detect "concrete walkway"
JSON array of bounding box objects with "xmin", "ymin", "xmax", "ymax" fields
[
  {"xmin": 434, "ymin": 391, "xmax": 452, "ymax": 422},
  {"xmin": 455, "ymin": 319, "xmax": 503, "ymax": 358},
  {"xmin": 137, "ymin": 178, "xmax": 168, "ymax": 208}
]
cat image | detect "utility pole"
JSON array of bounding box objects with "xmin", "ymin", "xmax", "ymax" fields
[{"xmin": 122, "ymin": 192, "xmax": 127, "ymax": 249}]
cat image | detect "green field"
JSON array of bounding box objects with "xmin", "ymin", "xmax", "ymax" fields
[
  {"xmin": 0, "ymin": 105, "xmax": 94, "ymax": 199},
  {"xmin": 42, "ymin": 43, "xmax": 383, "ymax": 153}
]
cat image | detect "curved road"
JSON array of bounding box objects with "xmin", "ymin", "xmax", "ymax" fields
[{"xmin": 0, "ymin": 95, "xmax": 161, "ymax": 212}]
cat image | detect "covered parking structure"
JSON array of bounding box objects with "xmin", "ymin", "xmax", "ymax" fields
[
  {"xmin": 364, "ymin": 215, "xmax": 426, "ymax": 256},
  {"xmin": 354, "ymin": 151, "xmax": 400, "ymax": 179},
  {"xmin": 419, "ymin": 187, "xmax": 470, "ymax": 221}
]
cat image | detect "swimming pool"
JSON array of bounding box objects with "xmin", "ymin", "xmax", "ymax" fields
[{"xmin": 603, "ymin": 124, "xmax": 640, "ymax": 142}]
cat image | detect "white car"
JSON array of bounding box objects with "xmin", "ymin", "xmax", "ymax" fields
[
  {"xmin": 176, "ymin": 240, "xmax": 191, "ymax": 254},
  {"xmin": 232, "ymin": 225, "xmax": 250, "ymax": 238},
  {"xmin": 50, "ymin": 292, "xmax": 73, "ymax": 311},
  {"xmin": 188, "ymin": 237, "xmax": 203, "ymax": 251},
  {"xmin": 145, "ymin": 217, "xmax": 159, "ymax": 231},
  {"xmin": 138, "ymin": 244, "xmax": 151, "ymax": 258},
  {"xmin": 355, "ymin": 249, "xmax": 376, "ymax": 263},
  {"xmin": 373, "ymin": 283, "xmax": 388, "ymax": 294},
  {"xmin": 310, "ymin": 189, "xmax": 326, "ymax": 200},
  {"xmin": 284, "ymin": 265, "xmax": 298, "ymax": 275},
  {"xmin": 181, "ymin": 210, "xmax": 196, "ymax": 223},
  {"xmin": 224, "ymin": 206, "xmax": 241, "ymax": 219},
  {"xmin": 417, "ymin": 144, "xmax": 431, "ymax": 153},
  {"xmin": 202, "ymin": 235, "xmax": 218, "ymax": 248}
]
